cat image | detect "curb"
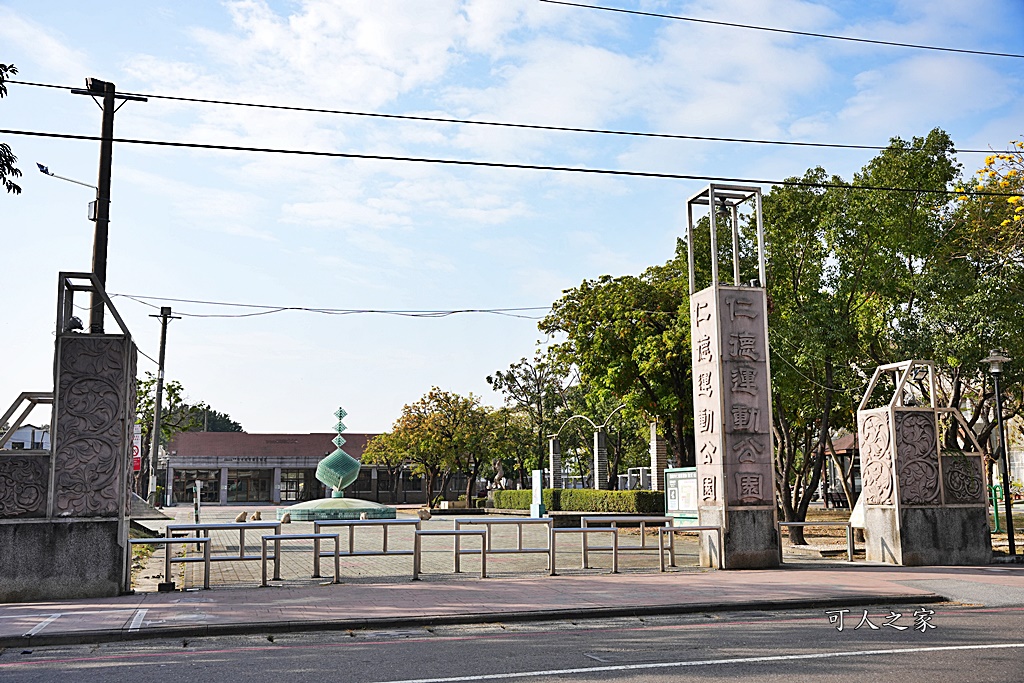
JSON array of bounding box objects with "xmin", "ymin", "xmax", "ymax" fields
[{"xmin": 0, "ymin": 592, "xmax": 946, "ymax": 649}]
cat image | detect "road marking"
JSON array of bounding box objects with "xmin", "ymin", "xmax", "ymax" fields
[
  {"xmin": 0, "ymin": 610, "xmax": 135, "ymax": 620},
  {"xmin": 23, "ymin": 614, "xmax": 62, "ymax": 637},
  {"xmin": 128, "ymin": 609, "xmax": 148, "ymax": 632},
  {"xmin": 374, "ymin": 642, "xmax": 1024, "ymax": 683}
]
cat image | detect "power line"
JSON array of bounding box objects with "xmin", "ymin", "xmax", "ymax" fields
[
  {"xmin": 5, "ymin": 79, "xmax": 1008, "ymax": 155},
  {"xmin": 1, "ymin": 127, "xmax": 1018, "ymax": 197},
  {"xmin": 540, "ymin": 0, "xmax": 1024, "ymax": 60},
  {"xmin": 113, "ymin": 293, "xmax": 550, "ymax": 320}
]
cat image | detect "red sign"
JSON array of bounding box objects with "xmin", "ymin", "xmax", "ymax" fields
[{"xmin": 132, "ymin": 425, "xmax": 142, "ymax": 472}]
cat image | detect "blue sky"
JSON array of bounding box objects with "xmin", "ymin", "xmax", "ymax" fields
[{"xmin": 2, "ymin": 0, "xmax": 1023, "ymax": 433}]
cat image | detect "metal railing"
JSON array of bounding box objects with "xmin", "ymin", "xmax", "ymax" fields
[
  {"xmin": 166, "ymin": 522, "xmax": 283, "ymax": 575},
  {"xmin": 130, "ymin": 537, "xmax": 211, "ymax": 591},
  {"xmin": 454, "ymin": 517, "xmax": 553, "ymax": 571},
  {"xmin": 311, "ymin": 519, "xmax": 422, "ymax": 578},
  {"xmin": 413, "ymin": 529, "xmax": 487, "ymax": 579},
  {"xmin": 657, "ymin": 525, "xmax": 722, "ymax": 571},
  {"xmin": 778, "ymin": 521, "xmax": 855, "ymax": 562},
  {"xmin": 261, "ymin": 533, "xmax": 341, "ymax": 586},
  {"xmin": 580, "ymin": 515, "xmax": 673, "ymax": 569},
  {"xmin": 549, "ymin": 527, "xmax": 619, "ymax": 575}
]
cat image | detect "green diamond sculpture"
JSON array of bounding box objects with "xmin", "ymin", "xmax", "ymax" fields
[
  {"xmin": 317, "ymin": 406, "xmax": 361, "ymax": 497},
  {"xmin": 278, "ymin": 406, "xmax": 396, "ymax": 521}
]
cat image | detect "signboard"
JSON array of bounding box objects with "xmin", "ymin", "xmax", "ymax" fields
[
  {"xmin": 132, "ymin": 424, "xmax": 142, "ymax": 472},
  {"xmin": 664, "ymin": 467, "xmax": 698, "ymax": 522}
]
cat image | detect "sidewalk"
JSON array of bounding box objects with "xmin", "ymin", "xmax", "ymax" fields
[{"xmin": 2, "ymin": 506, "xmax": 1022, "ymax": 647}]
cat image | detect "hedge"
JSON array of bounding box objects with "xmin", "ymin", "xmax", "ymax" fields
[
  {"xmin": 492, "ymin": 489, "xmax": 560, "ymax": 510},
  {"xmin": 491, "ymin": 488, "xmax": 663, "ymax": 514}
]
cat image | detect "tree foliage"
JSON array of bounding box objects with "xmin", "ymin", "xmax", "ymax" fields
[
  {"xmin": 540, "ymin": 247, "xmax": 694, "ymax": 467},
  {"xmin": 0, "ymin": 63, "xmax": 22, "ymax": 195}
]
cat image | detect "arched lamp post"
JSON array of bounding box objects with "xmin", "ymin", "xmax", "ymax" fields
[{"xmin": 983, "ymin": 349, "xmax": 1015, "ymax": 556}]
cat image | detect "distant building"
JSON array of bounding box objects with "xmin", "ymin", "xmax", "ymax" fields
[
  {"xmin": 166, "ymin": 431, "xmax": 470, "ymax": 505},
  {"xmin": 1, "ymin": 424, "xmax": 50, "ymax": 451}
]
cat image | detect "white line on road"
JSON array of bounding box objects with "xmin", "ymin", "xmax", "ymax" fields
[
  {"xmin": 128, "ymin": 609, "xmax": 148, "ymax": 633},
  {"xmin": 0, "ymin": 610, "xmax": 136, "ymax": 620},
  {"xmin": 23, "ymin": 614, "xmax": 62, "ymax": 637},
  {"xmin": 375, "ymin": 642, "xmax": 1024, "ymax": 683}
]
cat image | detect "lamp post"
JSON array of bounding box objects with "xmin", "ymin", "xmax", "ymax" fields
[{"xmin": 983, "ymin": 349, "xmax": 1015, "ymax": 556}]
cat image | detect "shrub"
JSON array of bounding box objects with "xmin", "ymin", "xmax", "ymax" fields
[
  {"xmin": 491, "ymin": 489, "xmax": 560, "ymax": 510},
  {"xmin": 559, "ymin": 489, "xmax": 664, "ymax": 514},
  {"xmin": 491, "ymin": 488, "xmax": 662, "ymax": 513}
]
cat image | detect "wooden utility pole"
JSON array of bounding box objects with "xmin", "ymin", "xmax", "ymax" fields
[
  {"xmin": 70, "ymin": 78, "xmax": 146, "ymax": 333},
  {"xmin": 148, "ymin": 306, "xmax": 180, "ymax": 505}
]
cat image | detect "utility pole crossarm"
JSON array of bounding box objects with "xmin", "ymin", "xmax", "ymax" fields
[{"xmin": 70, "ymin": 78, "xmax": 146, "ymax": 334}]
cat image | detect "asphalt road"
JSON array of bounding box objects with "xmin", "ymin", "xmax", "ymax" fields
[{"xmin": 1, "ymin": 604, "xmax": 1022, "ymax": 683}]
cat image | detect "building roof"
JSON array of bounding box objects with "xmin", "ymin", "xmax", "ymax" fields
[
  {"xmin": 168, "ymin": 432, "xmax": 376, "ymax": 461},
  {"xmin": 827, "ymin": 432, "xmax": 858, "ymax": 455}
]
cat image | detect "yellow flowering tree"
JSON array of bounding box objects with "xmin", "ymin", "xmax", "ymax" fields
[{"xmin": 958, "ymin": 141, "xmax": 1024, "ymax": 263}]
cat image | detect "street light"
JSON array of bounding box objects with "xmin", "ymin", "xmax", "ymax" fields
[{"xmin": 983, "ymin": 349, "xmax": 1015, "ymax": 556}]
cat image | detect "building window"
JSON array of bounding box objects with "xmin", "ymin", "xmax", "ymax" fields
[
  {"xmin": 172, "ymin": 469, "xmax": 220, "ymax": 503},
  {"xmin": 227, "ymin": 469, "xmax": 272, "ymax": 503},
  {"xmin": 350, "ymin": 469, "xmax": 373, "ymax": 493},
  {"xmin": 280, "ymin": 469, "xmax": 319, "ymax": 502}
]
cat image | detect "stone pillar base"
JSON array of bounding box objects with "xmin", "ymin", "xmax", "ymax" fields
[
  {"xmin": 699, "ymin": 506, "xmax": 780, "ymax": 569},
  {"xmin": 865, "ymin": 506, "xmax": 992, "ymax": 566},
  {"xmin": 0, "ymin": 519, "xmax": 124, "ymax": 602}
]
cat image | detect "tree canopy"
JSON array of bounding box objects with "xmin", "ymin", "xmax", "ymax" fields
[{"xmin": 0, "ymin": 63, "xmax": 22, "ymax": 195}]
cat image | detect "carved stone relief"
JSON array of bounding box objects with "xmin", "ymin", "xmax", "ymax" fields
[
  {"xmin": 894, "ymin": 411, "xmax": 940, "ymax": 506},
  {"xmin": 52, "ymin": 336, "xmax": 130, "ymax": 517},
  {"xmin": 859, "ymin": 411, "xmax": 893, "ymax": 505},
  {"xmin": 0, "ymin": 455, "xmax": 49, "ymax": 518},
  {"xmin": 942, "ymin": 455, "xmax": 985, "ymax": 504}
]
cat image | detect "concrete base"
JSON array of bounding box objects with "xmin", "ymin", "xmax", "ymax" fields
[
  {"xmin": 0, "ymin": 519, "xmax": 125, "ymax": 602},
  {"xmin": 864, "ymin": 506, "xmax": 992, "ymax": 566},
  {"xmin": 276, "ymin": 497, "xmax": 396, "ymax": 521},
  {"xmin": 699, "ymin": 507, "xmax": 780, "ymax": 569}
]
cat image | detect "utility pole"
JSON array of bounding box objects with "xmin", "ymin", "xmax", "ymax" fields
[
  {"xmin": 148, "ymin": 306, "xmax": 181, "ymax": 505},
  {"xmin": 70, "ymin": 78, "xmax": 146, "ymax": 333}
]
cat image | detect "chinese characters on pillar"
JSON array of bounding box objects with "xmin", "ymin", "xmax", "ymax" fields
[{"xmin": 691, "ymin": 287, "xmax": 773, "ymax": 509}]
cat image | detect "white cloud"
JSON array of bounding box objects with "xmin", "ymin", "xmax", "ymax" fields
[{"xmin": 0, "ymin": 7, "xmax": 90, "ymax": 82}]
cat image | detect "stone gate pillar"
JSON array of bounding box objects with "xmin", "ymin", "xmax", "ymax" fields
[
  {"xmin": 549, "ymin": 436, "xmax": 562, "ymax": 489},
  {"xmin": 593, "ymin": 430, "xmax": 609, "ymax": 490},
  {"xmin": 857, "ymin": 360, "xmax": 990, "ymax": 565},
  {"xmin": 0, "ymin": 273, "xmax": 137, "ymax": 601},
  {"xmin": 687, "ymin": 185, "xmax": 779, "ymax": 569},
  {"xmin": 649, "ymin": 423, "xmax": 668, "ymax": 491}
]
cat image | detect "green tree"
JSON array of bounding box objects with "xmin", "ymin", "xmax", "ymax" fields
[
  {"xmin": 763, "ymin": 129, "xmax": 963, "ymax": 541},
  {"xmin": 487, "ymin": 406, "xmax": 535, "ymax": 488},
  {"xmin": 540, "ymin": 246, "xmax": 694, "ymax": 467},
  {"xmin": 135, "ymin": 372, "xmax": 205, "ymax": 497},
  {"xmin": 187, "ymin": 408, "xmax": 244, "ymax": 432},
  {"xmin": 0, "ymin": 63, "xmax": 22, "ymax": 194},
  {"xmin": 487, "ymin": 350, "xmax": 577, "ymax": 485},
  {"xmin": 378, "ymin": 388, "xmax": 491, "ymax": 507},
  {"xmin": 361, "ymin": 431, "xmax": 409, "ymax": 503}
]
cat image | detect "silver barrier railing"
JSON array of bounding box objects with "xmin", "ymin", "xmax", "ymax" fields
[
  {"xmin": 549, "ymin": 527, "xmax": 618, "ymax": 575},
  {"xmin": 581, "ymin": 515, "xmax": 673, "ymax": 569},
  {"xmin": 657, "ymin": 525, "xmax": 722, "ymax": 571},
  {"xmin": 778, "ymin": 521, "xmax": 855, "ymax": 562},
  {"xmin": 454, "ymin": 517, "xmax": 553, "ymax": 571},
  {"xmin": 261, "ymin": 533, "xmax": 341, "ymax": 586},
  {"xmin": 166, "ymin": 522, "xmax": 282, "ymax": 578},
  {"xmin": 311, "ymin": 519, "xmax": 422, "ymax": 578},
  {"xmin": 130, "ymin": 537, "xmax": 211, "ymax": 591},
  {"xmin": 413, "ymin": 529, "xmax": 487, "ymax": 579}
]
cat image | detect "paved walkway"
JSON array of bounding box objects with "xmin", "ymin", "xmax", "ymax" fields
[{"xmin": 1, "ymin": 505, "xmax": 1022, "ymax": 647}]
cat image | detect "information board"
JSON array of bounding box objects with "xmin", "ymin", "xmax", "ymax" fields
[{"xmin": 664, "ymin": 467, "xmax": 697, "ymax": 521}]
